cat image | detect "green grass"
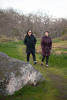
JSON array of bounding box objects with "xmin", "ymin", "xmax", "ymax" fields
[{"xmin": 0, "ymin": 40, "xmax": 67, "ymax": 100}]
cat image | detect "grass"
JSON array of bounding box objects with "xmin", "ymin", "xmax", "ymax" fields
[{"xmin": 0, "ymin": 39, "xmax": 67, "ymax": 100}]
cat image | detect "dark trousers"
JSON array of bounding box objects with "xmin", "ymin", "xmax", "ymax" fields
[
  {"xmin": 27, "ymin": 52, "xmax": 36, "ymax": 62},
  {"xmin": 42, "ymin": 56, "xmax": 49, "ymax": 64}
]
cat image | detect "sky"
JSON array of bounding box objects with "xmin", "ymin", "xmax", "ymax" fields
[{"xmin": 0, "ymin": 0, "xmax": 67, "ymax": 18}]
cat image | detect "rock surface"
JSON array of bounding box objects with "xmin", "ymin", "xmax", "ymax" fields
[{"xmin": 0, "ymin": 52, "xmax": 44, "ymax": 95}]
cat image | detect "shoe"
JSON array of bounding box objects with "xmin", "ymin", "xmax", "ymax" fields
[
  {"xmin": 34, "ymin": 61, "xmax": 37, "ymax": 64},
  {"xmin": 41, "ymin": 62, "xmax": 44, "ymax": 66},
  {"xmin": 46, "ymin": 64, "xmax": 48, "ymax": 67},
  {"xmin": 27, "ymin": 62, "xmax": 29, "ymax": 64}
]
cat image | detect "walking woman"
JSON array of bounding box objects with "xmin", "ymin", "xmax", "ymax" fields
[
  {"xmin": 24, "ymin": 29, "xmax": 37, "ymax": 64},
  {"xmin": 41, "ymin": 31, "xmax": 52, "ymax": 67}
]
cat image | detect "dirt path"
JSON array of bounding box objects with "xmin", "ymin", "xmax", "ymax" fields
[{"xmin": 47, "ymin": 71, "xmax": 67, "ymax": 100}]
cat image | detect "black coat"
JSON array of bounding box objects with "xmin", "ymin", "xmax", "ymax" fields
[{"xmin": 24, "ymin": 34, "xmax": 37, "ymax": 53}]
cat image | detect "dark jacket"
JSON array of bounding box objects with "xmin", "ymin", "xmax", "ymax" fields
[
  {"xmin": 41, "ymin": 36, "xmax": 52, "ymax": 56},
  {"xmin": 24, "ymin": 34, "xmax": 37, "ymax": 53}
]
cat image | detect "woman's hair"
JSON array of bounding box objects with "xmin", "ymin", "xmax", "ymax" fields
[
  {"xmin": 45, "ymin": 31, "xmax": 49, "ymax": 33},
  {"xmin": 27, "ymin": 29, "xmax": 32, "ymax": 35}
]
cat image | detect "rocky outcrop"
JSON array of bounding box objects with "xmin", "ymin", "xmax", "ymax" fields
[{"xmin": 0, "ymin": 52, "xmax": 44, "ymax": 95}]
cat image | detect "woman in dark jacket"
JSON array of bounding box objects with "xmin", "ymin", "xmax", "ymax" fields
[
  {"xmin": 41, "ymin": 31, "xmax": 52, "ymax": 67},
  {"xmin": 24, "ymin": 29, "xmax": 37, "ymax": 64}
]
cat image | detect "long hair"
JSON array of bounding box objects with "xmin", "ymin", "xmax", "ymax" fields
[{"xmin": 27, "ymin": 29, "xmax": 32, "ymax": 35}]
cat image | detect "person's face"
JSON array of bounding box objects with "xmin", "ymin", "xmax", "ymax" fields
[
  {"xmin": 45, "ymin": 32, "xmax": 48, "ymax": 37},
  {"xmin": 28, "ymin": 30, "xmax": 32, "ymax": 36}
]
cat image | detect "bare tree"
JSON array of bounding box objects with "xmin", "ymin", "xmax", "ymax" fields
[{"xmin": 0, "ymin": 9, "xmax": 67, "ymax": 40}]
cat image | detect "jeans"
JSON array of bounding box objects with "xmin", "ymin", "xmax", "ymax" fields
[{"xmin": 27, "ymin": 52, "xmax": 36, "ymax": 62}]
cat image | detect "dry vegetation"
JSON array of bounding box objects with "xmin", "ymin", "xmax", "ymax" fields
[
  {"xmin": 36, "ymin": 39, "xmax": 67, "ymax": 55},
  {"xmin": 0, "ymin": 9, "xmax": 67, "ymax": 40}
]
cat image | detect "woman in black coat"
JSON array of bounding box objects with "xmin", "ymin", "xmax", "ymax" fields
[
  {"xmin": 24, "ymin": 29, "xmax": 37, "ymax": 64},
  {"xmin": 41, "ymin": 31, "xmax": 52, "ymax": 67}
]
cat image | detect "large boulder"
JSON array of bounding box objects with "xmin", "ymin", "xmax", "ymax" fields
[{"xmin": 0, "ymin": 52, "xmax": 44, "ymax": 96}]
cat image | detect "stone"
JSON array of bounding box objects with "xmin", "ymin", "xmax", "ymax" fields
[{"xmin": 0, "ymin": 52, "xmax": 44, "ymax": 95}]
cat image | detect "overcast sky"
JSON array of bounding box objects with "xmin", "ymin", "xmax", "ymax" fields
[{"xmin": 0, "ymin": 0, "xmax": 67, "ymax": 18}]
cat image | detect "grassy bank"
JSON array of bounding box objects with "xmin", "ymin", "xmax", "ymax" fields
[{"xmin": 0, "ymin": 39, "xmax": 67, "ymax": 100}]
